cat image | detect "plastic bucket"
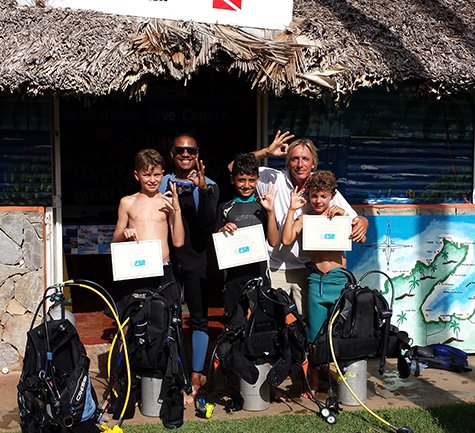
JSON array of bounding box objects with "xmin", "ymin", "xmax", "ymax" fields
[
  {"xmin": 140, "ymin": 375, "xmax": 163, "ymax": 417},
  {"xmin": 338, "ymin": 359, "xmax": 367, "ymax": 406},
  {"xmin": 240, "ymin": 362, "xmax": 271, "ymax": 411}
]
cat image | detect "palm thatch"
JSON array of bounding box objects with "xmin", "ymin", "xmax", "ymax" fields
[{"xmin": 1, "ymin": 0, "xmax": 474, "ymax": 99}]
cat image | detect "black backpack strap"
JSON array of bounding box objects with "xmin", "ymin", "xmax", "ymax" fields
[{"xmin": 373, "ymin": 290, "xmax": 392, "ymax": 375}]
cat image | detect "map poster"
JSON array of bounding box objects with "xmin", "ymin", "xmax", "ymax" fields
[{"xmin": 346, "ymin": 215, "xmax": 475, "ymax": 353}]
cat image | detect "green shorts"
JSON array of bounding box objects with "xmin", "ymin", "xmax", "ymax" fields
[{"xmin": 307, "ymin": 267, "xmax": 350, "ymax": 342}]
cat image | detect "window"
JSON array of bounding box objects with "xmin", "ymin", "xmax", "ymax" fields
[
  {"xmin": 268, "ymin": 86, "xmax": 474, "ymax": 204},
  {"xmin": 0, "ymin": 95, "xmax": 52, "ymax": 206}
]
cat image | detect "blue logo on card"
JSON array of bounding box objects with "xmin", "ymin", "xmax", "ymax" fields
[
  {"xmin": 321, "ymin": 233, "xmax": 335, "ymax": 240},
  {"xmin": 237, "ymin": 246, "xmax": 250, "ymax": 254},
  {"xmin": 134, "ymin": 259, "xmax": 146, "ymax": 267}
]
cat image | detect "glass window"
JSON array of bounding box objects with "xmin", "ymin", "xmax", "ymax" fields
[
  {"xmin": 268, "ymin": 85, "xmax": 474, "ymax": 204},
  {"xmin": 0, "ymin": 94, "xmax": 52, "ymax": 206}
]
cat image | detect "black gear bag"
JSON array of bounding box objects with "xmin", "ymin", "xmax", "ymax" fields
[
  {"xmin": 109, "ymin": 284, "xmax": 190, "ymax": 429},
  {"xmin": 312, "ymin": 270, "xmax": 393, "ymax": 375},
  {"xmin": 17, "ymin": 293, "xmax": 100, "ymax": 433},
  {"xmin": 213, "ymin": 278, "xmax": 308, "ymax": 387}
]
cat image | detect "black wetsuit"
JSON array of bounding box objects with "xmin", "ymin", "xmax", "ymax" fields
[
  {"xmin": 160, "ymin": 174, "xmax": 219, "ymax": 374},
  {"xmin": 216, "ymin": 195, "xmax": 269, "ymax": 318}
]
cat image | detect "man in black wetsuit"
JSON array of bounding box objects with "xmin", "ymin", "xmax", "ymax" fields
[{"xmin": 159, "ymin": 134, "xmax": 219, "ymax": 401}]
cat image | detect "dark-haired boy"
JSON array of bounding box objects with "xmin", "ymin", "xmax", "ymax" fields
[{"xmin": 216, "ymin": 153, "xmax": 279, "ymax": 319}]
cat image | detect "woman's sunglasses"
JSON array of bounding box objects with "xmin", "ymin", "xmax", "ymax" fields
[{"xmin": 172, "ymin": 146, "xmax": 199, "ymax": 155}]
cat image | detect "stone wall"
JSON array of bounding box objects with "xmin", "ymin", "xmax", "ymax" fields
[{"xmin": 0, "ymin": 208, "xmax": 44, "ymax": 371}]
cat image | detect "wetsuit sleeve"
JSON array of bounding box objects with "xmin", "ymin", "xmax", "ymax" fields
[
  {"xmin": 215, "ymin": 202, "xmax": 227, "ymax": 231},
  {"xmin": 197, "ymin": 183, "xmax": 220, "ymax": 229}
]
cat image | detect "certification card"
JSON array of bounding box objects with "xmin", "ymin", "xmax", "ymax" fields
[
  {"xmin": 212, "ymin": 225, "xmax": 268, "ymax": 270},
  {"xmin": 302, "ymin": 215, "xmax": 352, "ymax": 251},
  {"xmin": 111, "ymin": 240, "xmax": 164, "ymax": 281}
]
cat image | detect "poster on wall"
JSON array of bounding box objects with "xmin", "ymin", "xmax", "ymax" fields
[
  {"xmin": 346, "ymin": 215, "xmax": 475, "ymax": 353},
  {"xmin": 63, "ymin": 225, "xmax": 115, "ymax": 254}
]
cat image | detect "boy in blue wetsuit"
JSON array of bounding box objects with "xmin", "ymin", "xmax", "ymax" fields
[
  {"xmin": 282, "ymin": 170, "xmax": 361, "ymax": 394},
  {"xmin": 216, "ymin": 153, "xmax": 279, "ymax": 320}
]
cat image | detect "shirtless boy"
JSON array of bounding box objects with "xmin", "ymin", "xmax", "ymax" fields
[
  {"xmin": 282, "ymin": 170, "xmax": 354, "ymax": 394},
  {"xmin": 112, "ymin": 148, "xmax": 184, "ymax": 295}
]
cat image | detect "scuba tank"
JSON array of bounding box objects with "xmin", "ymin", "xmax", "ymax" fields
[{"xmin": 45, "ymin": 293, "xmax": 76, "ymax": 327}]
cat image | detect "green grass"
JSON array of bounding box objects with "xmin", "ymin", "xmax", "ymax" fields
[
  {"xmin": 118, "ymin": 403, "xmax": 475, "ymax": 433},
  {"xmin": 5, "ymin": 403, "xmax": 474, "ymax": 433}
]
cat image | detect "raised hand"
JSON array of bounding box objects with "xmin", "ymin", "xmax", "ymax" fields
[
  {"xmin": 162, "ymin": 182, "xmax": 181, "ymax": 213},
  {"xmin": 289, "ymin": 186, "xmax": 307, "ymax": 210},
  {"xmin": 259, "ymin": 184, "xmax": 276, "ymax": 212},
  {"xmin": 267, "ymin": 130, "xmax": 295, "ymax": 157},
  {"xmin": 187, "ymin": 159, "xmax": 207, "ymax": 190}
]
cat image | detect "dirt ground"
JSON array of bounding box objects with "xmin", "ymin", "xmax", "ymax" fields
[{"xmin": 3, "ymin": 357, "xmax": 474, "ymax": 432}]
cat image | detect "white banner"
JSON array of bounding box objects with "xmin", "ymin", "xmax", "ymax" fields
[{"xmin": 35, "ymin": 0, "xmax": 293, "ymax": 30}]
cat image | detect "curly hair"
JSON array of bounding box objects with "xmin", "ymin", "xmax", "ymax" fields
[
  {"xmin": 231, "ymin": 152, "xmax": 259, "ymax": 176},
  {"xmin": 305, "ymin": 170, "xmax": 337, "ymax": 195},
  {"xmin": 134, "ymin": 148, "xmax": 164, "ymax": 171}
]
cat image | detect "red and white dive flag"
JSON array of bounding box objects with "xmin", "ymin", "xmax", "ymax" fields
[{"xmin": 213, "ymin": 0, "xmax": 242, "ymax": 11}]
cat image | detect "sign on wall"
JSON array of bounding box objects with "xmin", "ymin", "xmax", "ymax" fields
[
  {"xmin": 30, "ymin": 0, "xmax": 293, "ymax": 30},
  {"xmin": 347, "ymin": 215, "xmax": 475, "ymax": 353},
  {"xmin": 63, "ymin": 225, "xmax": 115, "ymax": 254}
]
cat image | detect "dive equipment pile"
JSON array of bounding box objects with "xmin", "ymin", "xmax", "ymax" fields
[{"xmin": 17, "ymin": 279, "xmax": 190, "ymax": 432}]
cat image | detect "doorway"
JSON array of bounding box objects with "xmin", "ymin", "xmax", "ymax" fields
[{"xmin": 59, "ymin": 70, "xmax": 258, "ymax": 312}]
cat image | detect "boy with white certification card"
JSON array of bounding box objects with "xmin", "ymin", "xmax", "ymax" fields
[{"xmin": 282, "ymin": 170, "xmax": 367, "ymax": 396}]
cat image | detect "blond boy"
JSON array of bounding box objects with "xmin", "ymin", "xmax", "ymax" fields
[{"xmin": 112, "ymin": 148, "xmax": 184, "ymax": 296}]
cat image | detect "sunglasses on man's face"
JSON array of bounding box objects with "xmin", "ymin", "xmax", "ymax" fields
[{"xmin": 172, "ymin": 146, "xmax": 199, "ymax": 155}]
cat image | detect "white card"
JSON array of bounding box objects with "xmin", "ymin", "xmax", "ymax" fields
[
  {"xmin": 212, "ymin": 225, "xmax": 268, "ymax": 270},
  {"xmin": 302, "ymin": 215, "xmax": 352, "ymax": 251},
  {"xmin": 111, "ymin": 240, "xmax": 164, "ymax": 281}
]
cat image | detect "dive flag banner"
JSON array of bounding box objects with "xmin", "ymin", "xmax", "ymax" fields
[{"xmin": 35, "ymin": 0, "xmax": 293, "ymax": 30}]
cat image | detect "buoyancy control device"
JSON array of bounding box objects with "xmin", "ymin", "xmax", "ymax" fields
[{"xmin": 213, "ymin": 277, "xmax": 308, "ymax": 388}]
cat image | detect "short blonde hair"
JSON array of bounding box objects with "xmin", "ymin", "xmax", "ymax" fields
[
  {"xmin": 285, "ymin": 138, "xmax": 319, "ymax": 169},
  {"xmin": 135, "ymin": 148, "xmax": 163, "ymax": 171}
]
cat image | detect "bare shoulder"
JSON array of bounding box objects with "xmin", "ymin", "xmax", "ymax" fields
[{"xmin": 119, "ymin": 193, "xmax": 139, "ymax": 208}]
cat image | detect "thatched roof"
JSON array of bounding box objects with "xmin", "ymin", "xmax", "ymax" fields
[{"xmin": 1, "ymin": 0, "xmax": 475, "ymax": 99}]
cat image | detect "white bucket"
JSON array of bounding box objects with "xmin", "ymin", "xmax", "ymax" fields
[
  {"xmin": 240, "ymin": 362, "xmax": 271, "ymax": 411},
  {"xmin": 140, "ymin": 376, "xmax": 163, "ymax": 417},
  {"xmin": 338, "ymin": 359, "xmax": 367, "ymax": 406}
]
